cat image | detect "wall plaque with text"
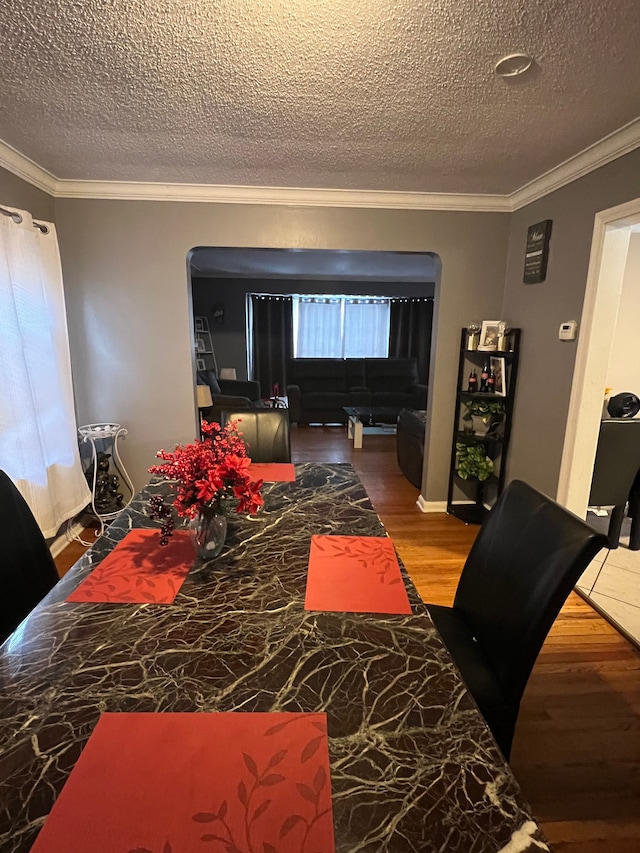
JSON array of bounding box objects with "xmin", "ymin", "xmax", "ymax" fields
[{"xmin": 523, "ymin": 219, "xmax": 552, "ymax": 284}]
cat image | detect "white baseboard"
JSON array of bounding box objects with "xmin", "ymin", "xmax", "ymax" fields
[{"xmin": 416, "ymin": 495, "xmax": 448, "ymax": 513}]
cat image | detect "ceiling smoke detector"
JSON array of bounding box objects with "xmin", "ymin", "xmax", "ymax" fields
[{"xmin": 495, "ymin": 53, "xmax": 533, "ymax": 77}]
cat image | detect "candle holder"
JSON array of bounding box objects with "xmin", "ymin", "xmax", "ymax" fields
[{"xmin": 467, "ymin": 323, "xmax": 480, "ymax": 350}]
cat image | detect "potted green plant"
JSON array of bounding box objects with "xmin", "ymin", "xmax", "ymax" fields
[
  {"xmin": 455, "ymin": 442, "xmax": 495, "ymax": 481},
  {"xmin": 461, "ymin": 398, "xmax": 505, "ymax": 436}
]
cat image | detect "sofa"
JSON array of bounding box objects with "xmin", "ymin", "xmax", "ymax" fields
[
  {"xmin": 396, "ymin": 408, "xmax": 427, "ymax": 489},
  {"xmin": 286, "ymin": 358, "xmax": 427, "ymax": 425},
  {"xmin": 197, "ymin": 369, "xmax": 265, "ymax": 423}
]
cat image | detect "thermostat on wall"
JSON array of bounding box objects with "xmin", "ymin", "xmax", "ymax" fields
[{"xmin": 559, "ymin": 320, "xmax": 578, "ymax": 341}]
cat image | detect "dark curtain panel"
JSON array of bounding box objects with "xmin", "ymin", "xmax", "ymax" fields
[
  {"xmin": 251, "ymin": 294, "xmax": 293, "ymax": 398},
  {"xmin": 389, "ymin": 297, "xmax": 434, "ymax": 383}
]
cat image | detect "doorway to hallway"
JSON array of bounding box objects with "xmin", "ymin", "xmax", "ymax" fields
[{"xmin": 559, "ymin": 196, "xmax": 640, "ymax": 647}]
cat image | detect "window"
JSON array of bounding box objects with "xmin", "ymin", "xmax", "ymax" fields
[{"xmin": 293, "ymin": 296, "xmax": 389, "ymax": 358}]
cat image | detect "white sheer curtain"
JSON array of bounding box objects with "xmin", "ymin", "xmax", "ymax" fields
[
  {"xmin": 294, "ymin": 295, "xmax": 389, "ymax": 358},
  {"xmin": 0, "ymin": 206, "xmax": 90, "ymax": 538},
  {"xmin": 344, "ymin": 298, "xmax": 389, "ymax": 358},
  {"xmin": 294, "ymin": 297, "xmax": 342, "ymax": 357}
]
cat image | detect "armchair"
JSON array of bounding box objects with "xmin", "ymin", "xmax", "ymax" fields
[
  {"xmin": 197, "ymin": 370, "xmax": 265, "ymax": 424},
  {"xmin": 396, "ymin": 408, "xmax": 426, "ymax": 489}
]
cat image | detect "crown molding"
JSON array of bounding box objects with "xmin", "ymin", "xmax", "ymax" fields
[
  {"xmin": 2, "ymin": 119, "xmax": 640, "ymax": 212},
  {"xmin": 509, "ymin": 117, "xmax": 640, "ymax": 210},
  {"xmin": 0, "ymin": 140, "xmax": 57, "ymax": 195},
  {"xmin": 53, "ymin": 179, "xmax": 510, "ymax": 212},
  {"xmin": 0, "ymin": 141, "xmax": 508, "ymax": 210}
]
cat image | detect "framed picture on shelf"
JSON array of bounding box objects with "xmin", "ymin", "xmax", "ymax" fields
[
  {"xmin": 196, "ymin": 358, "xmax": 206, "ymax": 370},
  {"xmin": 478, "ymin": 320, "xmax": 500, "ymax": 351},
  {"xmin": 195, "ymin": 337, "xmax": 206, "ymax": 352},
  {"xmin": 490, "ymin": 356, "xmax": 506, "ymax": 396},
  {"xmin": 195, "ymin": 316, "xmax": 209, "ymax": 333}
]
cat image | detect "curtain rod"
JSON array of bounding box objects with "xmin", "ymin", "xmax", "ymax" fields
[{"xmin": 0, "ymin": 204, "xmax": 50, "ymax": 234}]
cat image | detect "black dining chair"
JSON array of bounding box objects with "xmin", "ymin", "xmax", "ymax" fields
[
  {"xmin": 426, "ymin": 479, "xmax": 607, "ymax": 760},
  {"xmin": 0, "ymin": 470, "xmax": 60, "ymax": 644},
  {"xmin": 588, "ymin": 418, "xmax": 640, "ymax": 548},
  {"xmin": 221, "ymin": 409, "xmax": 292, "ymax": 463}
]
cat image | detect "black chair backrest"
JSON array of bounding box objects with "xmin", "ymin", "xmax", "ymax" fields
[
  {"xmin": 221, "ymin": 410, "xmax": 291, "ymax": 463},
  {"xmin": 454, "ymin": 479, "xmax": 607, "ymax": 707},
  {"xmin": 588, "ymin": 418, "xmax": 640, "ymax": 506},
  {"xmin": 0, "ymin": 470, "xmax": 59, "ymax": 644}
]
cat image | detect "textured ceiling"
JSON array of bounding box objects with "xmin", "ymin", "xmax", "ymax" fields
[{"xmin": 1, "ymin": 0, "xmax": 640, "ymax": 196}]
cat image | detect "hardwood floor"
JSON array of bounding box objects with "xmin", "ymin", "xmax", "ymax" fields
[
  {"xmin": 53, "ymin": 517, "xmax": 102, "ymax": 578},
  {"xmin": 55, "ymin": 424, "xmax": 640, "ymax": 852},
  {"xmin": 288, "ymin": 426, "xmax": 640, "ymax": 853}
]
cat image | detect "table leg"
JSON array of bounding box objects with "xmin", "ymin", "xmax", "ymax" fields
[{"xmin": 353, "ymin": 419, "xmax": 363, "ymax": 449}]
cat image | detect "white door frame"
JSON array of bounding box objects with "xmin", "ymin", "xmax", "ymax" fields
[{"xmin": 557, "ymin": 197, "xmax": 640, "ymax": 516}]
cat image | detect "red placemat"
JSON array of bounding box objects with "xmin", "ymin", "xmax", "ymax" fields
[
  {"xmin": 30, "ymin": 712, "xmax": 335, "ymax": 853},
  {"xmin": 248, "ymin": 462, "xmax": 296, "ymax": 482},
  {"xmin": 66, "ymin": 529, "xmax": 194, "ymax": 604},
  {"xmin": 305, "ymin": 534, "xmax": 412, "ymax": 614}
]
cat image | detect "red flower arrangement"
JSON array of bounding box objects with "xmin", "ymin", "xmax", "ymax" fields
[{"xmin": 147, "ymin": 420, "xmax": 264, "ymax": 543}]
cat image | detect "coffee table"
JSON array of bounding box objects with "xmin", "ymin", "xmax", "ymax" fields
[
  {"xmin": 343, "ymin": 406, "xmax": 399, "ymax": 448},
  {"xmin": 262, "ymin": 394, "xmax": 288, "ymax": 409}
]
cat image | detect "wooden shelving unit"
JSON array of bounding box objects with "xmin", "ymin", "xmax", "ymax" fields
[
  {"xmin": 447, "ymin": 327, "xmax": 520, "ymax": 524},
  {"xmin": 194, "ymin": 315, "xmax": 217, "ymax": 372}
]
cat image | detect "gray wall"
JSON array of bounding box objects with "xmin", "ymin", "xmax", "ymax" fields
[
  {"xmin": 7, "ymin": 150, "xmax": 640, "ymax": 504},
  {"xmin": 52, "ymin": 199, "xmax": 510, "ymax": 492},
  {"xmin": 0, "ymin": 169, "xmax": 54, "ymax": 221},
  {"xmin": 192, "ymin": 279, "xmax": 250, "ymax": 379},
  {"xmin": 503, "ymin": 147, "xmax": 640, "ymax": 497},
  {"xmin": 192, "ymin": 276, "xmax": 435, "ymax": 384}
]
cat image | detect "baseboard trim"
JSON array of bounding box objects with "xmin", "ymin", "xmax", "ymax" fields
[{"xmin": 416, "ymin": 496, "xmax": 448, "ymax": 513}]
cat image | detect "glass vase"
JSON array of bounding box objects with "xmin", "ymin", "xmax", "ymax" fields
[{"xmin": 189, "ymin": 507, "xmax": 228, "ymax": 561}]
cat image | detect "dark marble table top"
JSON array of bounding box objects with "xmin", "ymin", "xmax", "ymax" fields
[{"xmin": 0, "ymin": 463, "xmax": 549, "ymax": 852}]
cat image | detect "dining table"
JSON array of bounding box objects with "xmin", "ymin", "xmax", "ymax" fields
[{"xmin": 0, "ymin": 462, "xmax": 551, "ymax": 852}]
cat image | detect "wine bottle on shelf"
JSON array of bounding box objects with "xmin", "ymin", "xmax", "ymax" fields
[
  {"xmin": 487, "ymin": 370, "xmax": 496, "ymax": 393},
  {"xmin": 467, "ymin": 370, "xmax": 478, "ymax": 392},
  {"xmin": 480, "ymin": 362, "xmax": 489, "ymax": 392}
]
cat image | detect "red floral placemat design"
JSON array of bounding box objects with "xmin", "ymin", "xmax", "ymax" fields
[
  {"xmin": 30, "ymin": 712, "xmax": 335, "ymax": 853},
  {"xmin": 66, "ymin": 529, "xmax": 194, "ymax": 604},
  {"xmin": 305, "ymin": 534, "xmax": 412, "ymax": 614},
  {"xmin": 248, "ymin": 463, "xmax": 296, "ymax": 482}
]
